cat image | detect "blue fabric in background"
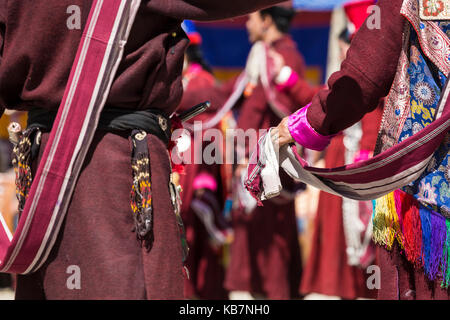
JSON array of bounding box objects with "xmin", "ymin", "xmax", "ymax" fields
[
  {"xmin": 292, "ymin": 0, "xmax": 379, "ymax": 10},
  {"xmin": 292, "ymin": 0, "xmax": 349, "ymax": 10},
  {"xmin": 196, "ymin": 25, "xmax": 330, "ymax": 84}
]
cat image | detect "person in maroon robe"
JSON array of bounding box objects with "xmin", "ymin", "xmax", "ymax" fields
[
  {"xmin": 175, "ymin": 22, "xmax": 232, "ymax": 300},
  {"xmin": 273, "ymin": 0, "xmax": 450, "ymax": 300},
  {"xmin": 300, "ymin": 105, "xmax": 384, "ymax": 299},
  {"xmin": 0, "ymin": 0, "xmax": 289, "ymax": 300},
  {"xmin": 219, "ymin": 6, "xmax": 320, "ymax": 300},
  {"xmin": 299, "ymin": 1, "xmax": 382, "ymax": 300}
]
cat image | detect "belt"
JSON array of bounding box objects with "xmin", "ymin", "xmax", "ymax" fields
[
  {"xmin": 20, "ymin": 106, "xmax": 180, "ymax": 253},
  {"xmin": 27, "ymin": 107, "xmax": 173, "ymax": 146}
]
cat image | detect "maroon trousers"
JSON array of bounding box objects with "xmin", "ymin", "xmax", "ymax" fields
[{"xmin": 15, "ymin": 131, "xmax": 185, "ymax": 300}]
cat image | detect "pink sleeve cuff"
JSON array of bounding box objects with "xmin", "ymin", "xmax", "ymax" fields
[
  {"xmin": 287, "ymin": 104, "xmax": 335, "ymax": 151},
  {"xmin": 353, "ymin": 150, "xmax": 372, "ymax": 163},
  {"xmin": 193, "ymin": 173, "xmax": 218, "ymax": 192},
  {"xmin": 275, "ymin": 70, "xmax": 299, "ymax": 92}
]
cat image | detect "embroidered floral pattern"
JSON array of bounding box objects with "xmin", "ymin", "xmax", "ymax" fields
[
  {"xmin": 423, "ymin": 0, "xmax": 445, "ymax": 17},
  {"xmin": 405, "ymin": 0, "xmax": 450, "ymax": 74},
  {"xmin": 375, "ymin": 0, "xmax": 449, "ymax": 226},
  {"xmin": 417, "ymin": 181, "xmax": 438, "ymax": 205},
  {"xmin": 411, "ymin": 100, "xmax": 433, "ymax": 123},
  {"xmin": 374, "ymin": 25, "xmax": 411, "ymax": 154},
  {"xmin": 413, "ymin": 82, "xmax": 436, "ymax": 105},
  {"xmin": 397, "ymin": 21, "xmax": 449, "ymax": 219},
  {"xmin": 412, "ymin": 121, "xmax": 424, "ymax": 134}
]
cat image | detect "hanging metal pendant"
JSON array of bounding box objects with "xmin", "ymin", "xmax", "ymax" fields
[{"xmin": 7, "ymin": 122, "xmax": 23, "ymax": 146}]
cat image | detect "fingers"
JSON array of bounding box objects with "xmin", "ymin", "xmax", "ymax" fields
[
  {"xmin": 270, "ymin": 127, "xmax": 279, "ymax": 140},
  {"xmin": 272, "ymin": 117, "xmax": 294, "ymax": 147}
]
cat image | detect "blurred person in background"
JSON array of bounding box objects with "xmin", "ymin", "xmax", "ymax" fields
[
  {"xmin": 175, "ymin": 20, "xmax": 233, "ymax": 300},
  {"xmin": 217, "ymin": 5, "xmax": 320, "ymax": 300},
  {"xmin": 298, "ymin": 0, "xmax": 384, "ymax": 300}
]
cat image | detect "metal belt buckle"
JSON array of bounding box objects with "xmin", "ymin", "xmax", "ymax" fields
[{"xmin": 158, "ymin": 115, "xmax": 168, "ymax": 132}]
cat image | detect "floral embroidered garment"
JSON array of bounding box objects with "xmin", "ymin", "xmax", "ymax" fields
[
  {"xmin": 398, "ymin": 21, "xmax": 450, "ymax": 217},
  {"xmin": 371, "ymin": 2, "xmax": 450, "ymax": 287}
]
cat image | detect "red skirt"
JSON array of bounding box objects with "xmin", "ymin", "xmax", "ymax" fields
[{"xmin": 15, "ymin": 131, "xmax": 185, "ymax": 299}]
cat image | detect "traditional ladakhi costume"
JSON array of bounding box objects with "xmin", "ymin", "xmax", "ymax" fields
[
  {"xmin": 0, "ymin": 0, "xmax": 287, "ymax": 300},
  {"xmin": 246, "ymin": 0, "xmax": 450, "ymax": 300}
]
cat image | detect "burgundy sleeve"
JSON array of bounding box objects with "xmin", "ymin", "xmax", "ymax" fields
[
  {"xmin": 306, "ymin": 0, "xmax": 405, "ymax": 136},
  {"xmin": 146, "ymin": 0, "xmax": 284, "ymax": 21},
  {"xmin": 287, "ymin": 78, "xmax": 321, "ymax": 109},
  {"xmin": 276, "ymin": 43, "xmax": 305, "ymax": 78},
  {"xmin": 276, "ymin": 43, "xmax": 321, "ymax": 109},
  {"xmin": 0, "ymin": 0, "xmax": 6, "ymax": 117}
]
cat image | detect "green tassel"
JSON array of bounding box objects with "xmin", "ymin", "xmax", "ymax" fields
[{"xmin": 441, "ymin": 219, "xmax": 450, "ymax": 289}]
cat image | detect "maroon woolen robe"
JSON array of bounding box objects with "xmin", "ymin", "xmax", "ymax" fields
[
  {"xmin": 0, "ymin": 0, "xmax": 286, "ymax": 116},
  {"xmin": 299, "ymin": 106, "xmax": 383, "ymax": 300},
  {"xmin": 0, "ymin": 0, "xmax": 288, "ymax": 300},
  {"xmin": 223, "ymin": 35, "xmax": 318, "ymax": 299},
  {"xmin": 286, "ymin": 0, "xmax": 450, "ymax": 300}
]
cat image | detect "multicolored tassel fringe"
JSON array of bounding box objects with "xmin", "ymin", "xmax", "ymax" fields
[{"xmin": 373, "ymin": 189, "xmax": 450, "ymax": 288}]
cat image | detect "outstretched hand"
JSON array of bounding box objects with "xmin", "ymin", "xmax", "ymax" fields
[{"xmin": 271, "ymin": 116, "xmax": 294, "ymax": 147}]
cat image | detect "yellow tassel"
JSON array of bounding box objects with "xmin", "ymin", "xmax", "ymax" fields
[
  {"xmin": 372, "ymin": 192, "xmax": 403, "ymax": 250},
  {"xmin": 372, "ymin": 195, "xmax": 389, "ymax": 247}
]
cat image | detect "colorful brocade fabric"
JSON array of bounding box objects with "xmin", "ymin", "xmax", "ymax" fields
[
  {"xmin": 372, "ymin": 1, "xmax": 450, "ymax": 288},
  {"xmin": 398, "ymin": 23, "xmax": 450, "ymax": 217}
]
